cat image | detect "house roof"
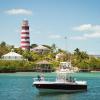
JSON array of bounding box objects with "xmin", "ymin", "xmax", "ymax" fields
[
  {"xmin": 2, "ymin": 51, "xmax": 22, "ymax": 57},
  {"xmin": 56, "ymin": 53, "xmax": 65, "ymax": 56},
  {"xmin": 36, "ymin": 60, "xmax": 51, "ymax": 64},
  {"xmin": 31, "ymin": 45, "xmax": 49, "ymax": 50}
]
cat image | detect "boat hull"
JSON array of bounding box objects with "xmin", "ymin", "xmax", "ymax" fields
[
  {"xmin": 37, "ymin": 89, "xmax": 87, "ymax": 93},
  {"xmin": 33, "ymin": 82, "xmax": 87, "ymax": 93}
]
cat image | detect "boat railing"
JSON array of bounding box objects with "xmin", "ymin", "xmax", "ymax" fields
[
  {"xmin": 75, "ymin": 81, "xmax": 87, "ymax": 85},
  {"xmin": 33, "ymin": 77, "xmax": 76, "ymax": 83},
  {"xmin": 33, "ymin": 77, "xmax": 55, "ymax": 82}
]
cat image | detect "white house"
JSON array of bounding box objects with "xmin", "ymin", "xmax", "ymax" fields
[
  {"xmin": 56, "ymin": 53, "xmax": 65, "ymax": 60},
  {"xmin": 31, "ymin": 45, "xmax": 50, "ymax": 54},
  {"xmin": 1, "ymin": 50, "xmax": 23, "ymax": 60}
]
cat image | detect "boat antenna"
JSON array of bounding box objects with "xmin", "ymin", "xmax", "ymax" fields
[
  {"xmin": 64, "ymin": 36, "xmax": 67, "ymax": 50},
  {"xmin": 64, "ymin": 36, "xmax": 70, "ymax": 62}
]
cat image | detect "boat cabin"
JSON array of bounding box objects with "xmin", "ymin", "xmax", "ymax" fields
[{"xmin": 58, "ymin": 62, "xmax": 73, "ymax": 72}]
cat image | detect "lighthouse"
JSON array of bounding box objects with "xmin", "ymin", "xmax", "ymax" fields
[{"xmin": 21, "ymin": 20, "xmax": 30, "ymax": 50}]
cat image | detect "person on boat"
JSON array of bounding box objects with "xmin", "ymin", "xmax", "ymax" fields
[
  {"xmin": 69, "ymin": 76, "xmax": 75, "ymax": 82},
  {"xmin": 69, "ymin": 76, "xmax": 72, "ymax": 82},
  {"xmin": 37, "ymin": 75, "xmax": 41, "ymax": 81},
  {"xmin": 40, "ymin": 74, "xmax": 45, "ymax": 81},
  {"xmin": 37, "ymin": 74, "xmax": 45, "ymax": 81}
]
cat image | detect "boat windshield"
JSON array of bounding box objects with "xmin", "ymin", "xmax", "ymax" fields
[
  {"xmin": 56, "ymin": 62, "xmax": 74, "ymax": 82},
  {"xmin": 56, "ymin": 72, "xmax": 75, "ymax": 82}
]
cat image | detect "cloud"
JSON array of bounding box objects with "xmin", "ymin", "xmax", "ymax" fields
[
  {"xmin": 71, "ymin": 24, "xmax": 100, "ymax": 40},
  {"xmin": 49, "ymin": 34, "xmax": 62, "ymax": 39},
  {"xmin": 5, "ymin": 9, "xmax": 32, "ymax": 15},
  {"xmin": 70, "ymin": 36, "xmax": 86, "ymax": 40},
  {"xmin": 84, "ymin": 32, "xmax": 100, "ymax": 38},
  {"xmin": 70, "ymin": 32, "xmax": 100, "ymax": 40},
  {"xmin": 73, "ymin": 24, "xmax": 100, "ymax": 32},
  {"xmin": 73, "ymin": 24, "xmax": 92, "ymax": 31}
]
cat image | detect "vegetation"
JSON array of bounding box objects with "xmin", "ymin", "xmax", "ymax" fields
[
  {"xmin": 0, "ymin": 42, "xmax": 100, "ymax": 72},
  {"xmin": 0, "ymin": 60, "xmax": 35, "ymax": 72}
]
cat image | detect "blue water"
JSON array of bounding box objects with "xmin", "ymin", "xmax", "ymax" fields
[{"xmin": 0, "ymin": 72, "xmax": 100, "ymax": 100}]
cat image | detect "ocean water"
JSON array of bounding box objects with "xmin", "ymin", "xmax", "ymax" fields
[{"xmin": 0, "ymin": 72, "xmax": 100, "ymax": 100}]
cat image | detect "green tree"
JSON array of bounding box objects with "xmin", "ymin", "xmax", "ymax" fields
[
  {"xmin": 0, "ymin": 41, "xmax": 6, "ymax": 47},
  {"xmin": 14, "ymin": 47, "xmax": 23, "ymax": 55},
  {"xmin": 0, "ymin": 42, "xmax": 9, "ymax": 57},
  {"xmin": 22, "ymin": 50, "xmax": 32, "ymax": 61},
  {"xmin": 73, "ymin": 48, "xmax": 89, "ymax": 68},
  {"xmin": 42, "ymin": 45, "xmax": 51, "ymax": 49},
  {"xmin": 30, "ymin": 44, "xmax": 37, "ymax": 48},
  {"xmin": 74, "ymin": 48, "xmax": 89, "ymax": 61},
  {"xmin": 51, "ymin": 44, "xmax": 57, "ymax": 53}
]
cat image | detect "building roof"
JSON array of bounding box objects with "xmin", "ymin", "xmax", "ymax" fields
[
  {"xmin": 56, "ymin": 53, "xmax": 65, "ymax": 57},
  {"xmin": 31, "ymin": 45, "xmax": 49, "ymax": 50},
  {"xmin": 2, "ymin": 51, "xmax": 22, "ymax": 57},
  {"xmin": 36, "ymin": 60, "xmax": 51, "ymax": 64}
]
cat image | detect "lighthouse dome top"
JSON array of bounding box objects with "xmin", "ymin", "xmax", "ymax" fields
[{"xmin": 22, "ymin": 19, "xmax": 28, "ymax": 26}]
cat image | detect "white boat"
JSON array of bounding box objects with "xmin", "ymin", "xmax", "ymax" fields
[{"xmin": 32, "ymin": 62, "xmax": 87, "ymax": 93}]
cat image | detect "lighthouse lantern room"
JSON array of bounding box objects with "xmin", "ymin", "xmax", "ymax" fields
[{"xmin": 21, "ymin": 20, "xmax": 30, "ymax": 50}]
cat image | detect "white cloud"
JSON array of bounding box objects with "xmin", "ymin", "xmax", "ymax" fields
[
  {"xmin": 71, "ymin": 24, "xmax": 100, "ymax": 40},
  {"xmin": 73, "ymin": 24, "xmax": 100, "ymax": 32},
  {"xmin": 5, "ymin": 9, "xmax": 32, "ymax": 15},
  {"xmin": 70, "ymin": 36, "xmax": 86, "ymax": 40},
  {"xmin": 73, "ymin": 24, "xmax": 92, "ymax": 31},
  {"xmin": 70, "ymin": 32, "xmax": 100, "ymax": 40},
  {"xmin": 49, "ymin": 34, "xmax": 62, "ymax": 39},
  {"xmin": 84, "ymin": 32, "xmax": 100, "ymax": 38}
]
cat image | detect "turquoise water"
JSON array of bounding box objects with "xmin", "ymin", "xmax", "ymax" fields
[{"xmin": 0, "ymin": 72, "xmax": 100, "ymax": 100}]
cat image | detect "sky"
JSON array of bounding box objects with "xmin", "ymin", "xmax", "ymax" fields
[{"xmin": 0, "ymin": 0, "xmax": 100, "ymax": 54}]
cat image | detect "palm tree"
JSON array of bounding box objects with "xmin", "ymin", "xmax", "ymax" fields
[
  {"xmin": 74, "ymin": 48, "xmax": 80, "ymax": 55},
  {"xmin": 0, "ymin": 41, "xmax": 6, "ymax": 47},
  {"xmin": 30, "ymin": 44, "xmax": 37, "ymax": 48},
  {"xmin": 51, "ymin": 43, "xmax": 57, "ymax": 53}
]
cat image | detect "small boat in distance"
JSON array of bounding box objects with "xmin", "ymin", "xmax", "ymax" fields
[{"xmin": 32, "ymin": 62, "xmax": 87, "ymax": 93}]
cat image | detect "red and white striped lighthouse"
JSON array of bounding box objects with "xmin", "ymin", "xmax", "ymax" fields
[{"xmin": 21, "ymin": 20, "xmax": 30, "ymax": 50}]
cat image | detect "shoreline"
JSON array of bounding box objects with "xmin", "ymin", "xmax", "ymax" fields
[
  {"xmin": 0, "ymin": 70, "xmax": 100, "ymax": 73},
  {"xmin": 91, "ymin": 71, "xmax": 100, "ymax": 72}
]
